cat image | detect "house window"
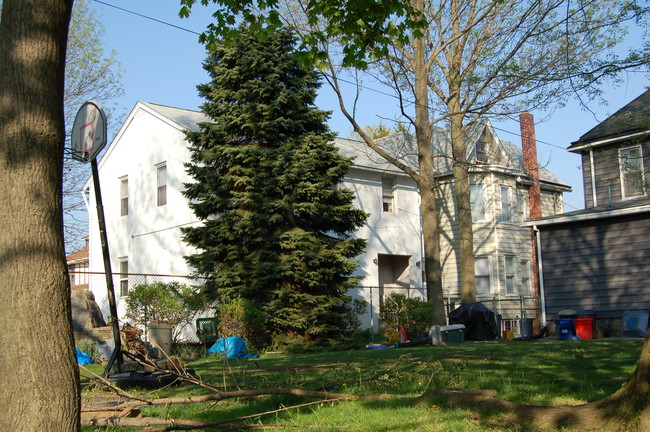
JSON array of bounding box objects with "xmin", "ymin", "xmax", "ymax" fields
[
  {"xmin": 475, "ymin": 130, "xmax": 488, "ymax": 163},
  {"xmin": 500, "ymin": 186, "xmax": 514, "ymax": 222},
  {"xmin": 382, "ymin": 177, "xmax": 395, "ymax": 213},
  {"xmin": 504, "ymin": 255, "xmax": 517, "ymax": 295},
  {"xmin": 157, "ymin": 163, "xmax": 167, "ymax": 206},
  {"xmin": 470, "ymin": 184, "xmax": 487, "ymax": 222},
  {"xmin": 517, "ymin": 192, "xmax": 529, "ymax": 223},
  {"xmin": 120, "ymin": 176, "xmax": 128, "ymax": 216},
  {"xmin": 619, "ymin": 146, "xmax": 645, "ymax": 199},
  {"xmin": 475, "ymin": 256, "xmax": 492, "ymax": 296},
  {"xmin": 520, "ymin": 260, "xmax": 531, "ymax": 296},
  {"xmin": 119, "ymin": 258, "xmax": 129, "ymax": 296}
]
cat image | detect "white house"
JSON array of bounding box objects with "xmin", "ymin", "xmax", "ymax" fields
[
  {"xmin": 86, "ymin": 102, "xmax": 569, "ymax": 333},
  {"xmin": 85, "ymin": 102, "xmax": 424, "ymax": 331}
]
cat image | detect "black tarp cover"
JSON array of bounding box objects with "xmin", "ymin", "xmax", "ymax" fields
[{"xmin": 448, "ymin": 302, "xmax": 499, "ymax": 340}]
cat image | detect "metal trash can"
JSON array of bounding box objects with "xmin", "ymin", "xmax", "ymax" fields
[
  {"xmin": 520, "ymin": 318, "xmax": 534, "ymax": 338},
  {"xmin": 149, "ymin": 322, "xmax": 173, "ymax": 357}
]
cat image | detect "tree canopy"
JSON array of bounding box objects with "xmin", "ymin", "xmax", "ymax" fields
[{"xmin": 182, "ymin": 24, "xmax": 367, "ymax": 348}]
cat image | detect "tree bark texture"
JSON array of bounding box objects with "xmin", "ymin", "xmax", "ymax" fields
[
  {"xmin": 412, "ymin": 0, "xmax": 446, "ymax": 325},
  {"xmin": 449, "ymin": 114, "xmax": 476, "ymax": 304},
  {"xmin": 447, "ymin": 0, "xmax": 476, "ymax": 304},
  {"xmin": 0, "ymin": 1, "xmax": 79, "ymax": 431}
]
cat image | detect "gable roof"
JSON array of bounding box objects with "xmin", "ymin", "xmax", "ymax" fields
[
  {"xmin": 140, "ymin": 102, "xmax": 209, "ymax": 132},
  {"xmin": 356, "ymin": 120, "xmax": 570, "ymax": 190},
  {"xmin": 568, "ymin": 89, "xmax": 650, "ymax": 152},
  {"xmin": 94, "ymin": 102, "xmax": 569, "ymax": 190}
]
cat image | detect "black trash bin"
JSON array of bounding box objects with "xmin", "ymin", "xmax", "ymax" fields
[{"xmin": 448, "ymin": 302, "xmax": 499, "ymax": 341}]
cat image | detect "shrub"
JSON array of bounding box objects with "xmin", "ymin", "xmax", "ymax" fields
[
  {"xmin": 379, "ymin": 293, "xmax": 433, "ymax": 340},
  {"xmin": 217, "ymin": 298, "xmax": 268, "ymax": 349},
  {"xmin": 270, "ymin": 297, "xmax": 369, "ymax": 353},
  {"xmin": 125, "ymin": 282, "xmax": 211, "ymax": 341}
]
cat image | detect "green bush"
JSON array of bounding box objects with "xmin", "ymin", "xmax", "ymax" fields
[
  {"xmin": 217, "ymin": 298, "xmax": 268, "ymax": 349},
  {"xmin": 125, "ymin": 282, "xmax": 211, "ymax": 341},
  {"xmin": 270, "ymin": 297, "xmax": 369, "ymax": 353},
  {"xmin": 379, "ymin": 293, "xmax": 433, "ymax": 340}
]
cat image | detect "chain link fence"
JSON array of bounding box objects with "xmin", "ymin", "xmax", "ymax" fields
[
  {"xmin": 72, "ymin": 271, "xmax": 539, "ymax": 340},
  {"xmin": 347, "ymin": 285, "xmax": 539, "ymax": 336}
]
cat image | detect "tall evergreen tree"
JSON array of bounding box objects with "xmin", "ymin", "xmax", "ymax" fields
[{"xmin": 182, "ymin": 24, "xmax": 367, "ymax": 348}]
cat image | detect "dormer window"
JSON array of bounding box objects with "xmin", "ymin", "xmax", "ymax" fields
[
  {"xmin": 475, "ymin": 134, "xmax": 488, "ymax": 163},
  {"xmin": 474, "ymin": 127, "xmax": 507, "ymax": 166}
]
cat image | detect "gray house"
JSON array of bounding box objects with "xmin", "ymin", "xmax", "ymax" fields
[{"xmin": 527, "ymin": 89, "xmax": 650, "ymax": 336}]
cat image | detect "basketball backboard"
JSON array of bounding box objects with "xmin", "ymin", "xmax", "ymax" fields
[{"xmin": 70, "ymin": 101, "xmax": 107, "ymax": 163}]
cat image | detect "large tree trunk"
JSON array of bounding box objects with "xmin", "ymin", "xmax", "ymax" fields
[
  {"xmin": 0, "ymin": 1, "xmax": 79, "ymax": 431},
  {"xmin": 449, "ymin": 113, "xmax": 476, "ymax": 304},
  {"xmin": 447, "ymin": 3, "xmax": 475, "ymax": 304},
  {"xmin": 592, "ymin": 330, "xmax": 650, "ymax": 430},
  {"xmin": 412, "ymin": 0, "xmax": 446, "ymax": 325}
]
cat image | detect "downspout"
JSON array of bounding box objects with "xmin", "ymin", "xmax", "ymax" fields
[
  {"xmin": 533, "ymin": 225, "xmax": 547, "ymax": 327},
  {"xmin": 589, "ymin": 149, "xmax": 597, "ymax": 207},
  {"xmin": 491, "ymin": 173, "xmax": 501, "ymax": 308}
]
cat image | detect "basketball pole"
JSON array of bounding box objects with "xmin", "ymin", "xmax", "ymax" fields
[{"xmin": 91, "ymin": 157, "xmax": 124, "ymax": 374}]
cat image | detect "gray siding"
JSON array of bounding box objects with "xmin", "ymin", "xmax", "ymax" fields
[
  {"xmin": 539, "ymin": 213, "xmax": 650, "ymax": 320},
  {"xmin": 582, "ymin": 139, "xmax": 650, "ymax": 208},
  {"xmin": 593, "ymin": 146, "xmax": 624, "ymax": 205}
]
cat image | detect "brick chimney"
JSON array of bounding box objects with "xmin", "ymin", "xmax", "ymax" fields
[{"xmin": 520, "ymin": 112, "xmax": 542, "ymax": 220}]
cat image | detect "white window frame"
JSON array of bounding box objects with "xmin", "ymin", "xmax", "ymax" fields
[
  {"xmin": 382, "ymin": 176, "xmax": 395, "ymax": 213},
  {"xmin": 516, "ymin": 191, "xmax": 529, "ymax": 223},
  {"xmin": 520, "ymin": 259, "xmax": 531, "ymax": 296},
  {"xmin": 619, "ymin": 145, "xmax": 646, "ymax": 199},
  {"xmin": 504, "ymin": 255, "xmax": 517, "ymax": 295},
  {"xmin": 119, "ymin": 258, "xmax": 129, "ymax": 297},
  {"xmin": 500, "ymin": 186, "xmax": 514, "ymax": 223},
  {"xmin": 120, "ymin": 176, "xmax": 128, "ymax": 216},
  {"xmin": 156, "ymin": 163, "xmax": 167, "ymax": 207},
  {"xmin": 470, "ymin": 184, "xmax": 488, "ymax": 222},
  {"xmin": 475, "ymin": 256, "xmax": 493, "ymax": 297},
  {"xmin": 475, "ymin": 137, "xmax": 488, "ymax": 163}
]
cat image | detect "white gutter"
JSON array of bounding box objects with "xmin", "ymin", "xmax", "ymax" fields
[
  {"xmin": 569, "ymin": 130, "xmax": 650, "ymax": 152},
  {"xmin": 525, "ymin": 203, "xmax": 650, "ymax": 226},
  {"xmin": 533, "ymin": 225, "xmax": 546, "ymax": 327},
  {"xmin": 589, "ymin": 149, "xmax": 598, "ymax": 207}
]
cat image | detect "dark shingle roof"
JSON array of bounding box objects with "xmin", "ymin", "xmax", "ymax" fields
[{"xmin": 568, "ymin": 89, "xmax": 650, "ymax": 150}]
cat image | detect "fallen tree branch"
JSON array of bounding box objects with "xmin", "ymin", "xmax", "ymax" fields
[
  {"xmin": 83, "ymin": 399, "xmax": 348, "ymax": 430},
  {"xmin": 128, "ymin": 398, "xmax": 348, "ymax": 432}
]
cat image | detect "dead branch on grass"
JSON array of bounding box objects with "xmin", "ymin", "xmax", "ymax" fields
[{"xmin": 128, "ymin": 398, "xmax": 348, "ymax": 432}]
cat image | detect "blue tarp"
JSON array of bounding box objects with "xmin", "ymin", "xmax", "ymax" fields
[
  {"xmin": 207, "ymin": 337, "xmax": 259, "ymax": 359},
  {"xmin": 76, "ymin": 348, "xmax": 92, "ymax": 365}
]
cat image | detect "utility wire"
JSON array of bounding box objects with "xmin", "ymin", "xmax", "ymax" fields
[
  {"xmin": 92, "ymin": 0, "xmax": 588, "ymax": 152},
  {"xmin": 93, "ymin": 0, "xmax": 201, "ymax": 36},
  {"xmin": 92, "ymin": 0, "xmax": 586, "ymax": 212}
]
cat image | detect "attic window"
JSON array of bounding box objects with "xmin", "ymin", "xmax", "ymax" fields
[
  {"xmin": 475, "ymin": 134, "xmax": 488, "ymax": 163},
  {"xmin": 475, "ymin": 127, "xmax": 507, "ymax": 166}
]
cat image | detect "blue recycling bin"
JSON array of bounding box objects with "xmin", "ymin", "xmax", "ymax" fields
[{"xmin": 555, "ymin": 318, "xmax": 575, "ymax": 340}]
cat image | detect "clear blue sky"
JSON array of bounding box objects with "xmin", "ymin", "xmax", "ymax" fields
[{"xmin": 90, "ymin": 0, "xmax": 649, "ymax": 212}]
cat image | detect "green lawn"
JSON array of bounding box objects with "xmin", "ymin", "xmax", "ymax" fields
[{"xmin": 81, "ymin": 338, "xmax": 643, "ymax": 431}]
